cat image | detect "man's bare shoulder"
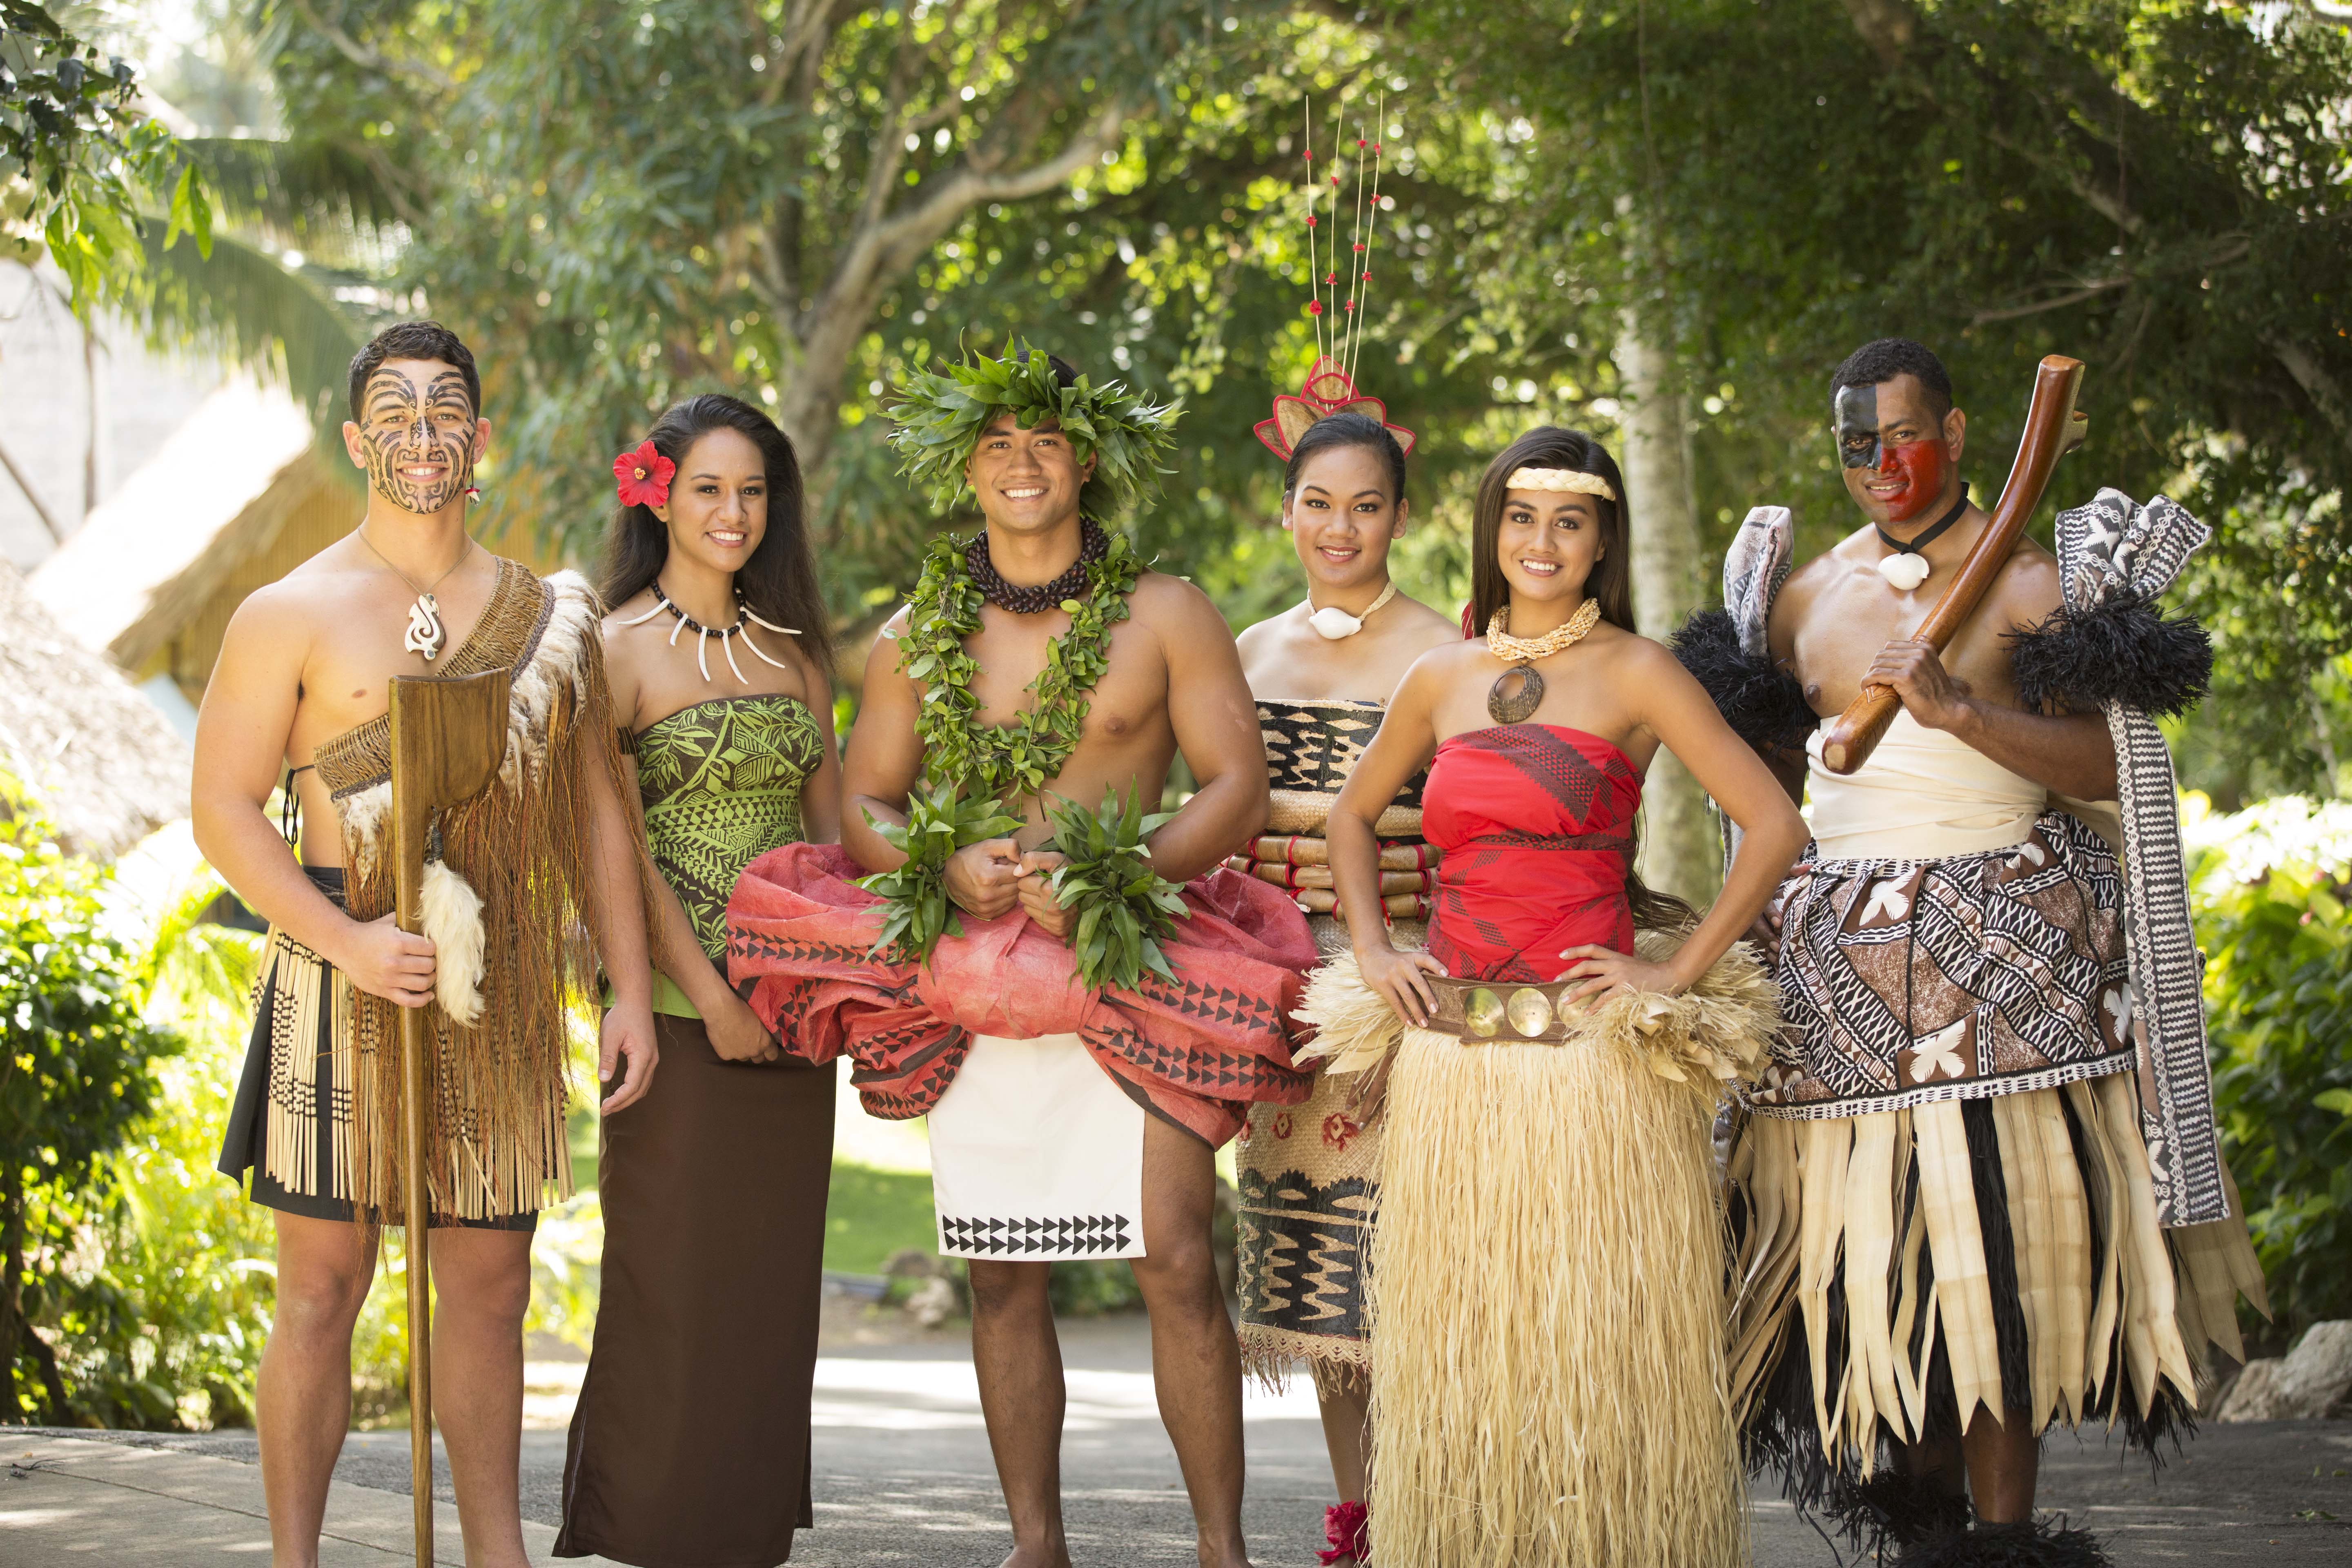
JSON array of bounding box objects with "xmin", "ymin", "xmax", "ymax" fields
[
  {"xmin": 225, "ymin": 544, "xmax": 371, "ymax": 641},
  {"xmin": 1985, "ymin": 537, "xmax": 2064, "ymax": 628},
  {"xmin": 1130, "ymin": 568, "xmax": 1228, "ymax": 630}
]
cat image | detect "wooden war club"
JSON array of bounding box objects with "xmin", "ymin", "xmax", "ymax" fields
[
  {"xmin": 1817, "ymin": 353, "xmax": 2092, "ymax": 776},
  {"xmin": 387, "ymin": 668, "xmax": 509, "ymax": 1567}
]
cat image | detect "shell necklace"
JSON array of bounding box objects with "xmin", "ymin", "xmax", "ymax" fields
[
  {"xmin": 1484, "ymin": 597, "xmax": 1604, "ymax": 724},
  {"xmin": 1874, "ymin": 486, "xmax": 1970, "ymax": 591},
  {"xmin": 615, "ymin": 583, "xmax": 801, "ymax": 684},
  {"xmin": 1307, "ymin": 580, "xmax": 1396, "ymax": 640},
  {"xmin": 357, "ymin": 527, "xmax": 472, "ymax": 662}
]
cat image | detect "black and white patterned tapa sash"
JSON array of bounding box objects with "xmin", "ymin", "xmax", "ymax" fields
[{"xmin": 2053, "ymin": 488, "xmax": 2225, "ymax": 1227}]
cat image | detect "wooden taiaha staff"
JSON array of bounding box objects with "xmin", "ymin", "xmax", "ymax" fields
[
  {"xmin": 387, "ymin": 669, "xmax": 510, "ymax": 1568},
  {"xmin": 1817, "ymin": 353, "xmax": 2091, "ymax": 776}
]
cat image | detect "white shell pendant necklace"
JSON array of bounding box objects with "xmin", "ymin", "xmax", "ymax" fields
[
  {"xmin": 617, "ymin": 581, "xmax": 801, "ymax": 684},
  {"xmin": 1307, "ymin": 579, "xmax": 1396, "ymax": 640},
  {"xmin": 1875, "ymin": 486, "xmax": 1970, "ymax": 592},
  {"xmin": 359, "ymin": 527, "xmax": 473, "ymax": 662}
]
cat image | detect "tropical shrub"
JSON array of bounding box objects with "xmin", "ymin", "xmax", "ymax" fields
[
  {"xmin": 0, "ymin": 791, "xmax": 175, "ymax": 1421},
  {"xmin": 2186, "ymin": 795, "xmax": 2352, "ymax": 1346}
]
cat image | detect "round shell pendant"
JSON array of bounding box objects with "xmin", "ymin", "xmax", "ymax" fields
[
  {"xmin": 1878, "ymin": 552, "xmax": 1932, "ymax": 592},
  {"xmin": 1487, "ymin": 663, "xmax": 1544, "ymax": 725}
]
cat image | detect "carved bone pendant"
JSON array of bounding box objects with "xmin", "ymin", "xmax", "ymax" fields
[{"xmin": 404, "ymin": 593, "xmax": 446, "ymax": 662}]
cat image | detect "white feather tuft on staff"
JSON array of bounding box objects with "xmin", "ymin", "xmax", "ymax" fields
[{"xmin": 420, "ymin": 859, "xmax": 489, "ymax": 1025}]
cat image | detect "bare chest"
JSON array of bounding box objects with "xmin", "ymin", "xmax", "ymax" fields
[
  {"xmin": 287, "ymin": 575, "xmax": 502, "ymax": 762},
  {"xmin": 1788, "ymin": 573, "xmax": 2022, "ymax": 711},
  {"xmin": 957, "ymin": 612, "xmax": 1167, "ymax": 746}
]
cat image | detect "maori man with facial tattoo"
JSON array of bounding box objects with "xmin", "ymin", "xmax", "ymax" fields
[
  {"xmin": 1675, "ymin": 337, "xmax": 2265, "ymax": 1566},
  {"xmin": 194, "ymin": 321, "xmax": 658, "ymax": 1568},
  {"xmin": 727, "ymin": 346, "xmax": 1316, "ymax": 1568}
]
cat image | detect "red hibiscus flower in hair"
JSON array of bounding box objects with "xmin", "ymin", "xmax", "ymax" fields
[{"xmin": 614, "ymin": 440, "xmax": 675, "ymax": 509}]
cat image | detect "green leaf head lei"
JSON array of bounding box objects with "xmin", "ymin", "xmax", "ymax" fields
[{"xmin": 886, "ymin": 342, "xmax": 1183, "ymax": 523}]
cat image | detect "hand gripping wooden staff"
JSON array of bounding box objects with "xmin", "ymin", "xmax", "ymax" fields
[
  {"xmin": 387, "ymin": 668, "xmax": 510, "ymax": 1567},
  {"xmin": 1817, "ymin": 354, "xmax": 2091, "ymax": 775}
]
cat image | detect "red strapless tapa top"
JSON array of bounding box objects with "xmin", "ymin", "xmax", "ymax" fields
[{"xmin": 1423, "ymin": 724, "xmax": 1642, "ymax": 982}]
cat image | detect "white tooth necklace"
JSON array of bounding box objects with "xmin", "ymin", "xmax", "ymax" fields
[
  {"xmin": 1306, "ymin": 580, "xmax": 1396, "ymax": 640},
  {"xmin": 357, "ymin": 526, "xmax": 472, "ymax": 662},
  {"xmin": 617, "ymin": 581, "xmax": 801, "ymax": 684}
]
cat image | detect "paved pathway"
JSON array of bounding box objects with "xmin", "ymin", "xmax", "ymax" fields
[{"xmin": 4, "ymin": 1316, "xmax": 2349, "ymax": 1564}]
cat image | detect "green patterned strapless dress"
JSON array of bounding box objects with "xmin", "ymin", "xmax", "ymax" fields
[
  {"xmin": 560, "ymin": 689, "xmax": 836, "ymax": 1566},
  {"xmin": 632, "ymin": 693, "xmax": 826, "ymax": 1016}
]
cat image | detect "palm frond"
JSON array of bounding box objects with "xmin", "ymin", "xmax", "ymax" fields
[
  {"xmin": 127, "ymin": 223, "xmax": 369, "ymax": 434},
  {"xmin": 182, "ymin": 136, "xmax": 408, "ymax": 272}
]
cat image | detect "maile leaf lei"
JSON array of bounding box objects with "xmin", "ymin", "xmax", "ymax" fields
[
  {"xmin": 898, "ymin": 526, "xmax": 1145, "ymax": 804},
  {"xmin": 1043, "ymin": 786, "xmax": 1190, "ymax": 993}
]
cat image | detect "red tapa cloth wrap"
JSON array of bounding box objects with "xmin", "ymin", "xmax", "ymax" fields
[
  {"xmin": 725, "ymin": 844, "xmax": 1320, "ymax": 1147},
  {"xmin": 1424, "ymin": 723, "xmax": 1643, "ymax": 983}
]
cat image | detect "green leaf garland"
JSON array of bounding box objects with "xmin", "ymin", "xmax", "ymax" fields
[
  {"xmin": 901, "ymin": 526, "xmax": 1145, "ymax": 805},
  {"xmin": 1042, "ymin": 786, "xmax": 1190, "ymax": 994},
  {"xmin": 858, "ymin": 779, "xmax": 1025, "ymax": 966}
]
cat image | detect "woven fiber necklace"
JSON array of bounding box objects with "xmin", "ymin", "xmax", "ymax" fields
[
  {"xmin": 615, "ymin": 584, "xmax": 800, "ymax": 684},
  {"xmin": 966, "ymin": 519, "xmax": 1109, "ymax": 614},
  {"xmin": 1484, "ymin": 598, "xmax": 1604, "ymax": 724}
]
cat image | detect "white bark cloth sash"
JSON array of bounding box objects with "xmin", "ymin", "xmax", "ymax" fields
[
  {"xmin": 1721, "ymin": 493, "xmax": 2227, "ymax": 1227},
  {"xmin": 927, "ymin": 1033, "xmax": 1147, "ymax": 1261}
]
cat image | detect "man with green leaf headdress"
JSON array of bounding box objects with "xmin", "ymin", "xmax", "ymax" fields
[{"xmin": 726, "ymin": 346, "xmax": 1316, "ymax": 1568}]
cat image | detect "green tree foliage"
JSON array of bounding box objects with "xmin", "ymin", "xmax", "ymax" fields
[
  {"xmin": 1365, "ymin": 0, "xmax": 2350, "ymax": 792},
  {"xmin": 0, "ymin": 788, "xmax": 174, "ymax": 1421},
  {"xmin": 1, "ymin": 0, "xmax": 210, "ymax": 304},
  {"xmin": 2189, "ymin": 796, "xmax": 2352, "ymax": 1345}
]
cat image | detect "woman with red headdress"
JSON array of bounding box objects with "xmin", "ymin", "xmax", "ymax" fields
[
  {"xmin": 1301, "ymin": 426, "xmax": 1809, "ymax": 1566},
  {"xmin": 1229, "ymin": 384, "xmax": 1457, "ymax": 1566}
]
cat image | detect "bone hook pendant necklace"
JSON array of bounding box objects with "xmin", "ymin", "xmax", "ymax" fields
[
  {"xmin": 1483, "ymin": 597, "xmax": 1604, "ymax": 724},
  {"xmin": 359, "ymin": 527, "xmax": 474, "ymax": 662},
  {"xmin": 615, "ymin": 582, "xmax": 801, "ymax": 684}
]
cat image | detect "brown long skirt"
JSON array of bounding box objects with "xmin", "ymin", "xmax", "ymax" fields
[{"xmin": 556, "ymin": 1014, "xmax": 837, "ymax": 1567}]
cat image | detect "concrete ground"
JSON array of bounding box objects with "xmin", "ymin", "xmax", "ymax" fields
[{"xmin": 2, "ymin": 1311, "xmax": 2348, "ymax": 1566}]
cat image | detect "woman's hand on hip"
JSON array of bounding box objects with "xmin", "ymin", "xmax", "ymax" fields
[{"xmin": 1358, "ymin": 942, "xmax": 1446, "ymax": 1028}]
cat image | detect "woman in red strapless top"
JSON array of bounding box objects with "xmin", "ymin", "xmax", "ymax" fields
[{"xmin": 1316, "ymin": 428, "xmax": 1807, "ymax": 1568}]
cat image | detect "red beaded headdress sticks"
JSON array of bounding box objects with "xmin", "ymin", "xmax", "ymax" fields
[{"xmin": 1253, "ymin": 94, "xmax": 1415, "ymax": 462}]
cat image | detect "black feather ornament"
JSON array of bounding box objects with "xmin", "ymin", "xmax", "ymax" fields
[
  {"xmin": 1896, "ymin": 1515, "xmax": 2112, "ymax": 1567},
  {"xmin": 2007, "ymin": 590, "xmax": 2212, "ymax": 718},
  {"xmin": 1670, "ymin": 608, "xmax": 1817, "ymax": 753}
]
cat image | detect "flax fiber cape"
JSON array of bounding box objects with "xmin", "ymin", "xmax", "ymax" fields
[
  {"xmin": 219, "ymin": 561, "xmax": 656, "ymax": 1223},
  {"xmin": 726, "ymin": 843, "xmax": 1317, "ymax": 1146},
  {"xmin": 1299, "ymin": 723, "xmax": 1775, "ymax": 1568}
]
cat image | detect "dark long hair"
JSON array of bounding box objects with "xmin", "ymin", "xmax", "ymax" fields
[
  {"xmin": 599, "ymin": 393, "xmax": 833, "ymax": 673},
  {"xmin": 1467, "ymin": 425, "xmax": 1694, "ymax": 931},
  {"xmin": 1468, "ymin": 426, "xmax": 1633, "ymax": 642},
  {"xmin": 1282, "ymin": 410, "xmax": 1408, "ymax": 503}
]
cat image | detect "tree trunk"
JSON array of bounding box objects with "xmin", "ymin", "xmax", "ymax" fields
[{"xmin": 1616, "ymin": 293, "xmax": 1722, "ymax": 905}]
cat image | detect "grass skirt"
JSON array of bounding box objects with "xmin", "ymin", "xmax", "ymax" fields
[
  {"xmin": 1726, "ymin": 1074, "xmax": 2268, "ymax": 1549},
  {"xmin": 1298, "ymin": 940, "xmax": 1775, "ymax": 1567}
]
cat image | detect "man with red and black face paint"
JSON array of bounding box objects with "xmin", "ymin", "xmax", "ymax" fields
[{"xmin": 1673, "ymin": 338, "xmax": 2263, "ymax": 1566}]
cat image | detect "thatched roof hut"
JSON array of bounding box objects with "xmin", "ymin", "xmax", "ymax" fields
[{"xmin": 0, "ymin": 556, "xmax": 190, "ymax": 860}]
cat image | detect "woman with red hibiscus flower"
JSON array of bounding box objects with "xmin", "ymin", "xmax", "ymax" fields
[{"xmin": 556, "ymin": 394, "xmax": 841, "ymax": 1568}]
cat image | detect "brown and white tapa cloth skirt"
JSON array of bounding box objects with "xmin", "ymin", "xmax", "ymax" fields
[{"xmin": 1728, "ymin": 816, "xmax": 2267, "ymax": 1535}]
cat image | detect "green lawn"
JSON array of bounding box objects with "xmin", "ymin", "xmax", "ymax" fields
[{"xmin": 820, "ymin": 1159, "xmax": 938, "ymax": 1275}]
